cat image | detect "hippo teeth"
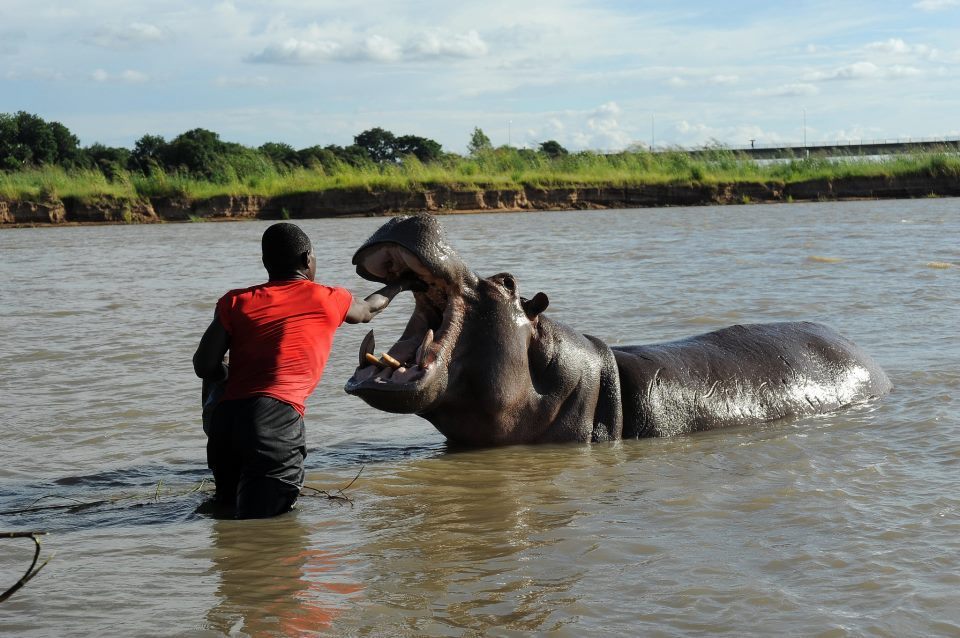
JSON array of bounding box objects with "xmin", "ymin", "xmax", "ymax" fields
[
  {"xmin": 359, "ymin": 330, "xmax": 376, "ymax": 367},
  {"xmin": 416, "ymin": 329, "xmax": 435, "ymax": 368},
  {"xmin": 380, "ymin": 352, "xmax": 402, "ymax": 369}
]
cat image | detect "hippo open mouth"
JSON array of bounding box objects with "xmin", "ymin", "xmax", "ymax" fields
[{"xmin": 344, "ymin": 215, "xmax": 473, "ymax": 413}]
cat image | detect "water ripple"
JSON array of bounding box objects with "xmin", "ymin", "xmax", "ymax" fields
[{"xmin": 1, "ymin": 202, "xmax": 959, "ymax": 636}]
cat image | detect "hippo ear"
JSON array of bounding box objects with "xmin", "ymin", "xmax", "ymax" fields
[{"xmin": 521, "ymin": 292, "xmax": 549, "ymax": 320}]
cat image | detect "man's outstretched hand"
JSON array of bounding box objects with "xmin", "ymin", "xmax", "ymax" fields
[{"xmin": 345, "ymin": 280, "xmax": 413, "ymax": 324}]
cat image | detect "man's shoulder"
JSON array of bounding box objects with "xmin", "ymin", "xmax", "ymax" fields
[
  {"xmin": 310, "ymin": 281, "xmax": 351, "ymax": 297},
  {"xmin": 309, "ymin": 283, "xmax": 353, "ymax": 321},
  {"xmin": 219, "ymin": 282, "xmax": 271, "ymax": 303},
  {"xmin": 220, "ymin": 281, "xmax": 351, "ymax": 316}
]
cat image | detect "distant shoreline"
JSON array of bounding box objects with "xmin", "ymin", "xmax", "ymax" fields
[{"xmin": 2, "ymin": 175, "xmax": 959, "ymax": 227}]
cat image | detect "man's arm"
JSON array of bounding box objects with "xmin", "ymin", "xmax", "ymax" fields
[
  {"xmin": 344, "ymin": 281, "xmax": 410, "ymax": 324},
  {"xmin": 193, "ymin": 315, "xmax": 230, "ymax": 381}
]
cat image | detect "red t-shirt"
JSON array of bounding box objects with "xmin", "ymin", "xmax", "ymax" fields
[{"xmin": 216, "ymin": 279, "xmax": 353, "ymax": 415}]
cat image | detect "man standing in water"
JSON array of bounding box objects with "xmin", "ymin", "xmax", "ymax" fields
[{"xmin": 193, "ymin": 222, "xmax": 407, "ymax": 518}]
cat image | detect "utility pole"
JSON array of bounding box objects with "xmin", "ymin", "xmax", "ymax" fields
[
  {"xmin": 508, "ymin": 120, "xmax": 512, "ymax": 147},
  {"xmin": 803, "ymin": 108, "xmax": 807, "ymax": 148}
]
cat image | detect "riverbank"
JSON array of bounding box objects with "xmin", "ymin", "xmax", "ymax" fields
[{"xmin": 2, "ymin": 173, "xmax": 959, "ymax": 226}]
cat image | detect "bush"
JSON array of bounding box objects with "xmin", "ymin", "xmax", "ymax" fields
[
  {"xmin": 259, "ymin": 142, "xmax": 300, "ymax": 169},
  {"xmin": 539, "ymin": 140, "xmax": 568, "ymax": 158},
  {"xmin": 0, "ymin": 111, "xmax": 81, "ymax": 169},
  {"xmin": 129, "ymin": 134, "xmax": 167, "ymax": 173}
]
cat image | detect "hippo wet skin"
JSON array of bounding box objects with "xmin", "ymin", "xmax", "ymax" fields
[{"xmin": 344, "ymin": 215, "xmax": 892, "ymax": 446}]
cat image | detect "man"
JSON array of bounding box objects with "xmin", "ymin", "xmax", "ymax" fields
[{"xmin": 193, "ymin": 222, "xmax": 407, "ymax": 518}]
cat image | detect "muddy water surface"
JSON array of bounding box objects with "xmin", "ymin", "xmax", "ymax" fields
[{"xmin": 1, "ymin": 200, "xmax": 958, "ymax": 636}]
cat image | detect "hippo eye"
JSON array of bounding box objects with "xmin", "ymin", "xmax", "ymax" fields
[{"xmin": 500, "ymin": 276, "xmax": 515, "ymax": 293}]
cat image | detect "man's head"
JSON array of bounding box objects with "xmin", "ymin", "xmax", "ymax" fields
[{"xmin": 262, "ymin": 222, "xmax": 315, "ymax": 281}]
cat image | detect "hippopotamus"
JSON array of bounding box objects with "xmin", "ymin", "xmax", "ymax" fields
[{"xmin": 344, "ymin": 214, "xmax": 892, "ymax": 446}]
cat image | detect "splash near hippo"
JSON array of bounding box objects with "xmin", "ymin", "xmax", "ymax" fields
[{"xmin": 345, "ymin": 214, "xmax": 891, "ymax": 446}]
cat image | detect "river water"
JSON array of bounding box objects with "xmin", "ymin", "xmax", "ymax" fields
[{"xmin": 1, "ymin": 200, "xmax": 958, "ymax": 636}]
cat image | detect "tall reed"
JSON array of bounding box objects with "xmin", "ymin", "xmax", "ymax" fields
[{"xmin": 2, "ymin": 149, "xmax": 958, "ymax": 203}]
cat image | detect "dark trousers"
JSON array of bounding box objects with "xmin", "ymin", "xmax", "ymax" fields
[{"xmin": 207, "ymin": 396, "xmax": 306, "ymax": 519}]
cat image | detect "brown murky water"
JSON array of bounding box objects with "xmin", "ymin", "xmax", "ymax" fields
[{"xmin": 1, "ymin": 200, "xmax": 958, "ymax": 636}]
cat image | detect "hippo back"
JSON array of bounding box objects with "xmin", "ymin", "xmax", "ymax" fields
[{"xmin": 612, "ymin": 322, "xmax": 892, "ymax": 437}]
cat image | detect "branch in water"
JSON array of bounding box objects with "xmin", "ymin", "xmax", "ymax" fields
[
  {"xmin": 300, "ymin": 466, "xmax": 366, "ymax": 508},
  {"xmin": 0, "ymin": 480, "xmax": 214, "ymax": 517},
  {"xmin": 1, "ymin": 531, "xmax": 53, "ymax": 603}
]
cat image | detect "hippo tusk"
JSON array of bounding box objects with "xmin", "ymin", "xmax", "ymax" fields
[
  {"xmin": 359, "ymin": 330, "xmax": 376, "ymax": 368},
  {"xmin": 416, "ymin": 329, "xmax": 434, "ymax": 368},
  {"xmin": 365, "ymin": 352, "xmax": 385, "ymax": 367}
]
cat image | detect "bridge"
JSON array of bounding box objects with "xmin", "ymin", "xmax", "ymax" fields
[{"xmin": 676, "ymin": 137, "xmax": 960, "ymax": 159}]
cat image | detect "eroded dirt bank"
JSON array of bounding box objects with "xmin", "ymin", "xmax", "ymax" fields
[{"xmin": 2, "ymin": 175, "xmax": 958, "ymax": 226}]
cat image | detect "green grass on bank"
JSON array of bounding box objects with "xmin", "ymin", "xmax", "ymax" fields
[{"xmin": 2, "ymin": 149, "xmax": 959, "ymax": 204}]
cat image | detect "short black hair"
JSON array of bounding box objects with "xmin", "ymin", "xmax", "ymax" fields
[{"xmin": 262, "ymin": 222, "xmax": 312, "ymax": 273}]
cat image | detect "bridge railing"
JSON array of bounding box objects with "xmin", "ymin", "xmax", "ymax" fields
[{"xmin": 721, "ymin": 137, "xmax": 960, "ymax": 152}]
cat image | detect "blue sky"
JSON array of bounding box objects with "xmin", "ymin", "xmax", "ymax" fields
[{"xmin": 2, "ymin": 0, "xmax": 959, "ymax": 153}]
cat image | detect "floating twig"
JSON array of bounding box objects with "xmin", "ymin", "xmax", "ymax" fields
[
  {"xmin": 0, "ymin": 497, "xmax": 111, "ymax": 516},
  {"xmin": 1, "ymin": 531, "xmax": 54, "ymax": 603},
  {"xmin": 0, "ymin": 480, "xmax": 214, "ymax": 517},
  {"xmin": 300, "ymin": 466, "xmax": 366, "ymax": 508}
]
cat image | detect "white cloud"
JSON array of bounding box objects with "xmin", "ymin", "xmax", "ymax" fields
[
  {"xmin": 867, "ymin": 38, "xmax": 910, "ymax": 54},
  {"xmin": 884, "ymin": 64, "xmax": 924, "ymax": 78},
  {"xmin": 572, "ymin": 102, "xmax": 632, "ymax": 150},
  {"xmin": 665, "ymin": 73, "xmax": 737, "ymax": 88},
  {"xmin": 912, "ymin": 0, "xmax": 960, "ymax": 10},
  {"xmin": 805, "ymin": 61, "xmax": 923, "ymax": 81},
  {"xmin": 546, "ymin": 118, "xmax": 565, "ymax": 132},
  {"xmin": 673, "ymin": 121, "xmax": 794, "ymax": 149},
  {"xmin": 829, "ymin": 126, "xmax": 884, "ymax": 142},
  {"xmin": 214, "ymin": 75, "xmax": 272, "ymax": 88},
  {"xmin": 86, "ymin": 22, "xmax": 167, "ymax": 49},
  {"xmin": 752, "ymin": 83, "xmax": 820, "ymax": 97},
  {"xmin": 887, "ymin": 65, "xmax": 924, "ymax": 77},
  {"xmin": 91, "ymin": 69, "xmax": 149, "ymax": 83},
  {"xmin": 410, "ymin": 30, "xmax": 488, "ymax": 58},
  {"xmin": 594, "ymin": 102, "xmax": 621, "ymax": 118},
  {"xmin": 865, "ymin": 38, "xmax": 939, "ymax": 60},
  {"xmin": 250, "ymin": 38, "xmax": 342, "ymax": 65},
  {"xmin": 513, "ymin": 102, "xmax": 632, "ymax": 151},
  {"xmin": 809, "ymin": 61, "xmax": 881, "ymax": 80},
  {"xmin": 359, "ymin": 35, "xmax": 403, "ymax": 62},
  {"xmin": 709, "ymin": 74, "xmax": 739, "ymax": 85},
  {"xmin": 676, "ymin": 120, "xmax": 710, "ymax": 136},
  {"xmin": 248, "ymin": 28, "xmax": 489, "ymax": 65}
]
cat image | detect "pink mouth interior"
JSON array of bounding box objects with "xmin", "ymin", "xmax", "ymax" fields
[{"xmin": 351, "ymin": 245, "xmax": 463, "ymax": 388}]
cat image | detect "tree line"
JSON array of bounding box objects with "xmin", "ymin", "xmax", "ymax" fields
[{"xmin": 0, "ymin": 111, "xmax": 570, "ymax": 183}]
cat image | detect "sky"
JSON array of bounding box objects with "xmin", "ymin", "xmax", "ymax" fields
[{"xmin": 2, "ymin": 0, "xmax": 959, "ymax": 153}]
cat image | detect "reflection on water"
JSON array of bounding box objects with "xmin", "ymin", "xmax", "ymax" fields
[
  {"xmin": 351, "ymin": 447, "xmax": 588, "ymax": 634},
  {"xmin": 205, "ymin": 515, "xmax": 361, "ymax": 636},
  {"xmin": 1, "ymin": 200, "xmax": 959, "ymax": 636}
]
